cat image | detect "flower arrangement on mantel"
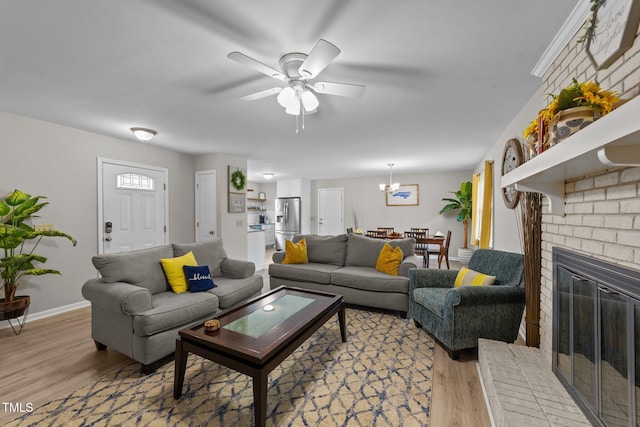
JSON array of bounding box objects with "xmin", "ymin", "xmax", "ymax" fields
[{"xmin": 523, "ymin": 78, "xmax": 619, "ymax": 157}]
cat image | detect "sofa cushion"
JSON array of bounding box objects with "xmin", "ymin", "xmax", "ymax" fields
[
  {"xmin": 292, "ymin": 234, "xmax": 348, "ymax": 266},
  {"xmin": 183, "ymin": 265, "xmax": 216, "ymax": 292},
  {"xmin": 331, "ymin": 266, "xmax": 409, "ymax": 293},
  {"xmin": 92, "ymin": 245, "xmax": 173, "ymax": 294},
  {"xmin": 161, "ymin": 251, "xmax": 198, "ymax": 293},
  {"xmin": 345, "ymin": 234, "xmax": 415, "ymax": 268},
  {"xmin": 282, "ymin": 238, "xmax": 309, "ymax": 264},
  {"xmin": 172, "ymin": 239, "xmax": 227, "ymax": 277},
  {"xmin": 208, "ymin": 275, "xmax": 263, "ymax": 308},
  {"xmin": 269, "ymin": 262, "xmax": 342, "ymax": 285},
  {"xmin": 375, "ymin": 243, "xmax": 403, "ymax": 276},
  {"xmin": 133, "ymin": 291, "xmax": 219, "ymax": 336},
  {"xmin": 412, "ymin": 287, "xmax": 449, "ymax": 319}
]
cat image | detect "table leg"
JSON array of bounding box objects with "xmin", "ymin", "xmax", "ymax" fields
[
  {"xmin": 173, "ymin": 337, "xmax": 188, "ymax": 399},
  {"xmin": 338, "ymin": 303, "xmax": 347, "ymax": 342},
  {"xmin": 253, "ymin": 370, "xmax": 268, "ymax": 427}
]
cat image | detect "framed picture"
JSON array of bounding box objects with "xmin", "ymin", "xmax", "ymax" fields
[
  {"xmin": 228, "ymin": 192, "xmax": 246, "ymax": 213},
  {"xmin": 386, "ymin": 184, "xmax": 419, "ymax": 206},
  {"xmin": 258, "ymin": 192, "xmax": 266, "ymax": 200},
  {"xmin": 586, "ymin": 0, "xmax": 640, "ymax": 70}
]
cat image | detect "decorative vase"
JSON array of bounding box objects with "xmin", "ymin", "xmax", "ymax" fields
[
  {"xmin": 549, "ymin": 106, "xmax": 599, "ymax": 146},
  {"xmin": 0, "ymin": 295, "xmax": 30, "ymax": 321}
]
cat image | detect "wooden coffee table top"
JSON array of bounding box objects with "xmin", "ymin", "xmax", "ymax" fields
[{"xmin": 179, "ymin": 286, "xmax": 343, "ymax": 365}]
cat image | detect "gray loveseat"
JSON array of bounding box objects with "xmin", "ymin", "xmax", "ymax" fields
[
  {"xmin": 269, "ymin": 233, "xmax": 419, "ymax": 316},
  {"xmin": 82, "ymin": 239, "xmax": 263, "ymax": 373}
]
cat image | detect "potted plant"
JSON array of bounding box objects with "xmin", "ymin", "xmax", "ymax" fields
[
  {"xmin": 439, "ymin": 181, "xmax": 472, "ymax": 261},
  {"xmin": 523, "ymin": 78, "xmax": 619, "ymax": 153},
  {"xmin": 0, "ymin": 190, "xmax": 77, "ymax": 328}
]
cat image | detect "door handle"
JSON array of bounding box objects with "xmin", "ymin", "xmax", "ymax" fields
[
  {"xmin": 209, "ymin": 231, "xmax": 214, "ymax": 235},
  {"xmin": 104, "ymin": 236, "xmax": 112, "ymax": 242}
]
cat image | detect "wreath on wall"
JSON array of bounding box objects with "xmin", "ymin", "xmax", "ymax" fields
[{"xmin": 230, "ymin": 169, "xmax": 247, "ymax": 191}]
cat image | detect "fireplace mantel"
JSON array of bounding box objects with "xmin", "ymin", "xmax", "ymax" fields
[{"xmin": 501, "ymin": 95, "xmax": 640, "ymax": 215}]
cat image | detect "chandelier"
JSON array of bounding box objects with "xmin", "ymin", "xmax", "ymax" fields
[{"xmin": 379, "ymin": 163, "xmax": 400, "ymax": 194}]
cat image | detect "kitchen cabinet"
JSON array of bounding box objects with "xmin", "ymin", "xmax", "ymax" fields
[
  {"xmin": 277, "ymin": 179, "xmax": 310, "ymax": 198},
  {"xmin": 247, "ymin": 230, "xmax": 265, "ymax": 270},
  {"xmin": 262, "ymin": 224, "xmax": 275, "ymax": 247}
]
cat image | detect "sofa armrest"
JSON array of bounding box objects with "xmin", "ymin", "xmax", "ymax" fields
[
  {"xmin": 81, "ymin": 278, "xmax": 152, "ymax": 315},
  {"xmin": 399, "ymin": 255, "xmax": 419, "ymax": 277},
  {"xmin": 220, "ymin": 258, "xmax": 255, "ymax": 279},
  {"xmin": 272, "ymin": 251, "xmax": 285, "ymax": 264},
  {"xmin": 409, "ymin": 268, "xmax": 458, "ymax": 291},
  {"xmin": 446, "ymin": 285, "xmax": 525, "ymax": 307}
]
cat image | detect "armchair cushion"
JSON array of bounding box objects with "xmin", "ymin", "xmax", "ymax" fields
[{"xmin": 454, "ymin": 267, "xmax": 496, "ymax": 287}]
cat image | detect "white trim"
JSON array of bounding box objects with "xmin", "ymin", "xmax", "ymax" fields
[
  {"xmin": 0, "ymin": 300, "xmax": 90, "ymax": 330},
  {"xmin": 97, "ymin": 158, "xmax": 169, "ymax": 254},
  {"xmin": 531, "ymin": 1, "xmax": 591, "ymax": 78}
]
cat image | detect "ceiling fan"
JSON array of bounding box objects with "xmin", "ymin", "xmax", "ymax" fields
[{"xmin": 227, "ymin": 39, "xmax": 366, "ymax": 117}]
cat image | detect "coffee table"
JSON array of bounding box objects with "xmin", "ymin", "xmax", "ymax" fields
[{"xmin": 173, "ymin": 286, "xmax": 346, "ymax": 427}]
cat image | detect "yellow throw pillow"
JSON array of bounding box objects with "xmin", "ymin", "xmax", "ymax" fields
[
  {"xmin": 282, "ymin": 238, "xmax": 309, "ymax": 264},
  {"xmin": 161, "ymin": 251, "xmax": 198, "ymax": 293},
  {"xmin": 454, "ymin": 267, "xmax": 496, "ymax": 287},
  {"xmin": 375, "ymin": 243, "xmax": 404, "ymax": 276}
]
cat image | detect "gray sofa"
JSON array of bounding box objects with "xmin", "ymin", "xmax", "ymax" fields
[
  {"xmin": 82, "ymin": 239, "xmax": 263, "ymax": 373},
  {"xmin": 268, "ymin": 233, "xmax": 419, "ymax": 316}
]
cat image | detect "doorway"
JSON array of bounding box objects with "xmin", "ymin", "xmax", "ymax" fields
[
  {"xmin": 318, "ymin": 188, "xmax": 344, "ymax": 235},
  {"xmin": 195, "ymin": 170, "xmax": 217, "ymax": 242},
  {"xmin": 98, "ymin": 158, "xmax": 168, "ymax": 254}
]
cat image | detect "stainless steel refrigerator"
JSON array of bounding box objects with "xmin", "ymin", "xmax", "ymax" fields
[{"xmin": 275, "ymin": 197, "xmax": 301, "ymax": 250}]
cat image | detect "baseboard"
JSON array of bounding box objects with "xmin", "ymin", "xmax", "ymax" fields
[{"xmin": 0, "ymin": 300, "xmax": 90, "ymax": 330}]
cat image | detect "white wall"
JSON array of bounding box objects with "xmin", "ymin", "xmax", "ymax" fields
[
  {"xmin": 0, "ymin": 111, "xmax": 195, "ymax": 317},
  {"xmin": 473, "ymin": 85, "xmax": 548, "ymax": 254},
  {"xmin": 312, "ymin": 170, "xmax": 472, "ymax": 252}
]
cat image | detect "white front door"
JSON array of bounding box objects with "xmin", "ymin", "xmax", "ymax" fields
[
  {"xmin": 318, "ymin": 188, "xmax": 344, "ymax": 235},
  {"xmin": 99, "ymin": 159, "xmax": 168, "ymax": 254},
  {"xmin": 195, "ymin": 170, "xmax": 217, "ymax": 242}
]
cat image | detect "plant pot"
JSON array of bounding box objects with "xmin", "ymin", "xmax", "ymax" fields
[
  {"xmin": 0, "ymin": 295, "xmax": 30, "ymax": 321},
  {"xmin": 457, "ymin": 248, "xmax": 473, "ymax": 265},
  {"xmin": 549, "ymin": 106, "xmax": 599, "ymax": 146}
]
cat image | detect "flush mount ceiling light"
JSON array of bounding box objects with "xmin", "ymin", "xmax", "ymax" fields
[
  {"xmin": 130, "ymin": 127, "xmax": 157, "ymax": 142},
  {"xmin": 379, "ymin": 163, "xmax": 400, "ymax": 195},
  {"xmin": 263, "ymin": 172, "xmax": 275, "ymax": 180},
  {"xmin": 228, "ymin": 39, "xmax": 365, "ymax": 133}
]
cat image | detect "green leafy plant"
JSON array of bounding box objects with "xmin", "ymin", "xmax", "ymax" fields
[
  {"xmin": 439, "ymin": 181, "xmax": 472, "ymax": 249},
  {"xmin": 578, "ymin": 0, "xmax": 606, "ymax": 44},
  {"xmin": 0, "ymin": 190, "xmax": 77, "ymax": 302}
]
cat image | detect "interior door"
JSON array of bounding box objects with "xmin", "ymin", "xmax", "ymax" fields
[
  {"xmin": 318, "ymin": 188, "xmax": 344, "ymax": 235},
  {"xmin": 195, "ymin": 170, "xmax": 217, "ymax": 242},
  {"xmin": 99, "ymin": 159, "xmax": 168, "ymax": 254}
]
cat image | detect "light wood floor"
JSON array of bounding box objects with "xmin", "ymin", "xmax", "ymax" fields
[{"xmin": 0, "ymin": 253, "xmax": 490, "ymax": 426}]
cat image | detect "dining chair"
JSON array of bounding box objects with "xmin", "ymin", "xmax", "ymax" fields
[
  {"xmin": 411, "ymin": 228, "xmax": 429, "ymax": 235},
  {"xmin": 404, "ymin": 230, "xmax": 427, "ymax": 266},
  {"xmin": 346, "ymin": 227, "xmax": 354, "ymax": 234},
  {"xmin": 426, "ymin": 230, "xmax": 452, "ymax": 269},
  {"xmin": 377, "ymin": 227, "xmax": 395, "ymax": 234},
  {"xmin": 366, "ymin": 230, "xmax": 387, "ymax": 238}
]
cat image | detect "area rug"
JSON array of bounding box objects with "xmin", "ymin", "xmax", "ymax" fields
[{"xmin": 8, "ymin": 309, "xmax": 435, "ymax": 426}]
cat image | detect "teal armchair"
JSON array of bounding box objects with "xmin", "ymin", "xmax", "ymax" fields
[{"xmin": 408, "ymin": 249, "xmax": 525, "ymax": 359}]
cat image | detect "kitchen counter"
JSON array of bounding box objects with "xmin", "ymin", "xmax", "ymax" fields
[{"xmin": 247, "ymin": 229, "xmax": 265, "ymax": 269}]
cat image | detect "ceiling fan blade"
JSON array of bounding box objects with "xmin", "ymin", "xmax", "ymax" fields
[
  {"xmin": 240, "ymin": 87, "xmax": 283, "ymax": 101},
  {"xmin": 311, "ymin": 81, "xmax": 366, "ymax": 97},
  {"xmin": 298, "ymin": 39, "xmax": 340, "ymax": 78},
  {"xmin": 227, "ymin": 52, "xmax": 286, "ymax": 81}
]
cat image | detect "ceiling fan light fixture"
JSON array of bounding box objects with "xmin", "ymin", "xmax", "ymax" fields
[
  {"xmin": 285, "ymin": 102, "xmax": 301, "ymax": 116},
  {"xmin": 277, "ymin": 87, "xmax": 296, "ymax": 109},
  {"xmin": 301, "ymin": 90, "xmax": 319, "ymax": 112},
  {"xmin": 130, "ymin": 127, "xmax": 157, "ymax": 142}
]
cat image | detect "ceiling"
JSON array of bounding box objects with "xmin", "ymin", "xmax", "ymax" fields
[{"xmin": 0, "ymin": 0, "xmax": 579, "ymax": 182}]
